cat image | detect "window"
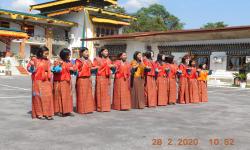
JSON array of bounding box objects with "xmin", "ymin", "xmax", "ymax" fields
[
  {"xmin": 227, "ymin": 56, "xmax": 246, "ymax": 71},
  {"xmin": 22, "ymin": 25, "xmax": 34, "ymax": 37},
  {"xmin": 95, "ymin": 26, "xmax": 119, "ymax": 37},
  {"xmin": 0, "ymin": 21, "xmax": 10, "ymax": 28},
  {"xmin": 96, "ymin": 27, "xmax": 101, "ymax": 37}
]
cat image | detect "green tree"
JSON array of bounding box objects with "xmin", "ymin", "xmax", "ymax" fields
[
  {"xmin": 201, "ymin": 22, "xmax": 228, "ymax": 29},
  {"xmin": 123, "ymin": 4, "xmax": 184, "ymax": 33}
]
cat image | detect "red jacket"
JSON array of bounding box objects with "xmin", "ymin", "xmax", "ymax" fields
[
  {"xmin": 27, "ymin": 57, "xmax": 52, "ymax": 81},
  {"xmin": 114, "ymin": 60, "xmax": 130, "ymax": 79},
  {"xmin": 178, "ymin": 63, "xmax": 188, "ymax": 78},
  {"xmin": 53, "ymin": 61, "xmax": 73, "ymax": 81},
  {"xmin": 75, "ymin": 58, "xmax": 92, "ymax": 77},
  {"xmin": 93, "ymin": 57, "xmax": 112, "ymax": 77},
  {"xmin": 155, "ymin": 62, "xmax": 168, "ymax": 77},
  {"xmin": 186, "ymin": 67, "xmax": 198, "ymax": 79},
  {"xmin": 167, "ymin": 63, "xmax": 178, "ymax": 79},
  {"xmin": 143, "ymin": 59, "xmax": 156, "ymax": 76}
]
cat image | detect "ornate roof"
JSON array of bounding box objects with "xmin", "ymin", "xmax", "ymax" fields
[{"xmin": 0, "ymin": 8, "xmax": 77, "ymax": 27}]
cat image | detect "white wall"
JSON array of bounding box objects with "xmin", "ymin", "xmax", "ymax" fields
[
  {"xmin": 56, "ymin": 11, "xmax": 85, "ymax": 49},
  {"xmin": 125, "ymin": 41, "xmax": 146, "ymax": 61},
  {"xmin": 34, "ymin": 26, "xmax": 45, "ymax": 36},
  {"xmin": 10, "ymin": 42, "xmax": 19, "ymax": 55}
]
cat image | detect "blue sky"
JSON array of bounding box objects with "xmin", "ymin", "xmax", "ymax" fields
[{"xmin": 1, "ymin": 0, "xmax": 250, "ymax": 29}]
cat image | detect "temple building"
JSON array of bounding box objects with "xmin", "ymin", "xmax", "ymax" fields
[
  {"xmin": 83, "ymin": 26, "xmax": 250, "ymax": 84},
  {"xmin": 0, "ymin": 0, "xmax": 134, "ymax": 75}
]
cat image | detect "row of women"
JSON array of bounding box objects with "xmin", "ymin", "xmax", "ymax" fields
[{"xmin": 27, "ymin": 46, "xmax": 210, "ymax": 120}]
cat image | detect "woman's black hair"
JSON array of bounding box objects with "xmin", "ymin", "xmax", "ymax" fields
[
  {"xmin": 79, "ymin": 47, "xmax": 88, "ymax": 53},
  {"xmin": 59, "ymin": 48, "xmax": 71, "ymax": 61},
  {"xmin": 98, "ymin": 48, "xmax": 107, "ymax": 57},
  {"xmin": 79, "ymin": 47, "xmax": 88, "ymax": 58},
  {"xmin": 133, "ymin": 51, "xmax": 141, "ymax": 61},
  {"xmin": 165, "ymin": 55, "xmax": 174, "ymax": 63},
  {"xmin": 189, "ymin": 59, "xmax": 196, "ymax": 67},
  {"xmin": 144, "ymin": 50, "xmax": 153, "ymax": 60},
  {"xmin": 199, "ymin": 63, "xmax": 206, "ymax": 69},
  {"xmin": 36, "ymin": 46, "xmax": 49, "ymax": 58},
  {"xmin": 157, "ymin": 53, "xmax": 164, "ymax": 62},
  {"xmin": 117, "ymin": 52, "xmax": 126, "ymax": 60}
]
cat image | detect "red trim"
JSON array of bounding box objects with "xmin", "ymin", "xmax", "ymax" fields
[{"xmin": 82, "ymin": 25, "xmax": 250, "ymax": 41}]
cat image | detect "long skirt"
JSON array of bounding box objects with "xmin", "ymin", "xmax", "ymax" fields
[
  {"xmin": 76, "ymin": 77, "xmax": 95, "ymax": 114},
  {"xmin": 156, "ymin": 77, "xmax": 168, "ymax": 106},
  {"xmin": 53, "ymin": 81, "xmax": 73, "ymax": 114},
  {"xmin": 95, "ymin": 76, "xmax": 111, "ymax": 112},
  {"xmin": 145, "ymin": 76, "xmax": 157, "ymax": 107},
  {"xmin": 131, "ymin": 77, "xmax": 145, "ymax": 109},
  {"xmin": 32, "ymin": 80, "xmax": 54, "ymax": 118},
  {"xmin": 168, "ymin": 78, "xmax": 177, "ymax": 104},
  {"xmin": 188, "ymin": 79, "xmax": 200, "ymax": 103},
  {"xmin": 198, "ymin": 80, "xmax": 208, "ymax": 102},
  {"xmin": 178, "ymin": 77, "xmax": 190, "ymax": 104},
  {"xmin": 112, "ymin": 78, "xmax": 131, "ymax": 110}
]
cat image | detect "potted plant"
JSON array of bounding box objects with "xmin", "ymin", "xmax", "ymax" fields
[
  {"xmin": 233, "ymin": 73, "xmax": 240, "ymax": 86},
  {"xmin": 239, "ymin": 73, "xmax": 247, "ymax": 88}
]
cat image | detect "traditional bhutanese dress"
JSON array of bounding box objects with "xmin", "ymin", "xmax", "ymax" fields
[
  {"xmin": 52, "ymin": 60, "xmax": 73, "ymax": 115},
  {"xmin": 197, "ymin": 70, "xmax": 209, "ymax": 102},
  {"xmin": 75, "ymin": 58, "xmax": 95, "ymax": 114},
  {"xmin": 112, "ymin": 60, "xmax": 131, "ymax": 111},
  {"xmin": 27, "ymin": 57, "xmax": 54, "ymax": 119},
  {"xmin": 143, "ymin": 59, "xmax": 157, "ymax": 107},
  {"xmin": 178, "ymin": 63, "xmax": 190, "ymax": 104},
  {"xmin": 93, "ymin": 57, "xmax": 112, "ymax": 112},
  {"xmin": 130, "ymin": 60, "xmax": 145, "ymax": 109}
]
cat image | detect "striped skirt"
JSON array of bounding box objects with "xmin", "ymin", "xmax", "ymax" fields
[
  {"xmin": 112, "ymin": 78, "xmax": 131, "ymax": 111},
  {"xmin": 131, "ymin": 77, "xmax": 145, "ymax": 109},
  {"xmin": 53, "ymin": 81, "xmax": 73, "ymax": 114},
  {"xmin": 32, "ymin": 80, "xmax": 54, "ymax": 118},
  {"xmin": 76, "ymin": 77, "xmax": 95, "ymax": 114}
]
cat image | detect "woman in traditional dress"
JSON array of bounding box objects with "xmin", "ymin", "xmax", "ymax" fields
[
  {"xmin": 155, "ymin": 54, "xmax": 168, "ymax": 106},
  {"xmin": 197, "ymin": 63, "xmax": 211, "ymax": 102},
  {"xmin": 130, "ymin": 51, "xmax": 145, "ymax": 109},
  {"xmin": 52, "ymin": 48, "xmax": 74, "ymax": 117},
  {"xmin": 165, "ymin": 55, "xmax": 178, "ymax": 105},
  {"xmin": 112, "ymin": 52, "xmax": 131, "ymax": 111},
  {"xmin": 143, "ymin": 51, "xmax": 157, "ymax": 107},
  {"xmin": 178, "ymin": 55, "xmax": 191, "ymax": 104},
  {"xmin": 27, "ymin": 46, "xmax": 54, "ymax": 120},
  {"xmin": 187, "ymin": 60, "xmax": 200, "ymax": 103},
  {"xmin": 75, "ymin": 47, "xmax": 96, "ymax": 114},
  {"xmin": 93, "ymin": 48, "xmax": 115, "ymax": 112}
]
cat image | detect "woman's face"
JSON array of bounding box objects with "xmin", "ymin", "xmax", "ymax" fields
[
  {"xmin": 191, "ymin": 61, "xmax": 196, "ymax": 66},
  {"xmin": 185, "ymin": 58, "xmax": 190, "ymax": 65},
  {"xmin": 162, "ymin": 55, "xmax": 165, "ymax": 61},
  {"xmin": 137, "ymin": 53, "xmax": 142, "ymax": 60},
  {"xmin": 43, "ymin": 51, "xmax": 49, "ymax": 59},
  {"xmin": 82, "ymin": 50, "xmax": 89, "ymax": 58},
  {"xmin": 121, "ymin": 53, "xmax": 127, "ymax": 61},
  {"xmin": 66, "ymin": 53, "xmax": 71, "ymax": 60},
  {"xmin": 102, "ymin": 49, "xmax": 109, "ymax": 57},
  {"xmin": 202, "ymin": 64, "xmax": 207, "ymax": 69},
  {"xmin": 151, "ymin": 52, "xmax": 154, "ymax": 58}
]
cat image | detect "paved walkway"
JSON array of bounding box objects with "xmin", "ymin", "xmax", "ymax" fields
[{"xmin": 0, "ymin": 76, "xmax": 249, "ymax": 150}]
